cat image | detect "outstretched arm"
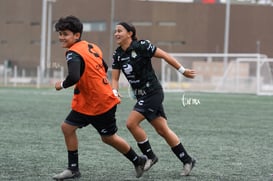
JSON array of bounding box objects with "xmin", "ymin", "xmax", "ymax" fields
[{"xmin": 153, "ymin": 48, "xmax": 196, "ymax": 79}]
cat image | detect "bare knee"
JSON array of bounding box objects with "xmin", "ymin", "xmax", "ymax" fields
[
  {"xmin": 101, "ymin": 135, "xmax": 114, "ymax": 145},
  {"xmin": 155, "ymin": 128, "xmax": 166, "ymax": 137},
  {"xmin": 126, "ymin": 111, "xmax": 145, "ymax": 132},
  {"xmin": 151, "ymin": 118, "xmax": 170, "ymax": 138},
  {"xmin": 61, "ymin": 122, "xmax": 67, "ymax": 133},
  {"xmin": 61, "ymin": 122, "xmax": 75, "ymax": 136},
  {"xmin": 154, "ymin": 125, "xmax": 173, "ymax": 138},
  {"xmin": 101, "ymin": 136, "xmax": 108, "ymax": 144},
  {"xmin": 126, "ymin": 121, "xmax": 135, "ymax": 132}
]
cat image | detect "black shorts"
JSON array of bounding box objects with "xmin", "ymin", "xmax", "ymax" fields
[
  {"xmin": 134, "ymin": 89, "xmax": 167, "ymax": 122},
  {"xmin": 65, "ymin": 106, "xmax": 118, "ymax": 136}
]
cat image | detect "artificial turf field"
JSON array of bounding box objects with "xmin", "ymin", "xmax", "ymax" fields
[{"xmin": 0, "ymin": 87, "xmax": 272, "ymax": 181}]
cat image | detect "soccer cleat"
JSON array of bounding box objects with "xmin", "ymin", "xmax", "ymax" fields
[
  {"xmin": 135, "ymin": 155, "xmax": 147, "ymax": 178},
  {"xmin": 181, "ymin": 158, "xmax": 196, "ymax": 176},
  {"xmin": 144, "ymin": 156, "xmax": 158, "ymax": 171},
  {"xmin": 52, "ymin": 169, "xmax": 81, "ymax": 180}
]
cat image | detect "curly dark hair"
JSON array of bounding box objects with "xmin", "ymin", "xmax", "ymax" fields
[{"xmin": 55, "ymin": 15, "xmax": 83, "ymax": 38}]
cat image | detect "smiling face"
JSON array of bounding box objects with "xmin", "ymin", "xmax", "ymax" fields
[
  {"xmin": 58, "ymin": 30, "xmax": 80, "ymax": 48},
  {"xmin": 114, "ymin": 25, "xmax": 133, "ymax": 49}
]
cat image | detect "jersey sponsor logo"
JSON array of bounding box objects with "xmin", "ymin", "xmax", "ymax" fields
[
  {"xmin": 121, "ymin": 56, "xmax": 130, "ymax": 61},
  {"xmin": 138, "ymin": 100, "xmax": 144, "ymax": 106},
  {"xmin": 66, "ymin": 53, "xmax": 73, "ymax": 61},
  {"xmin": 129, "ymin": 79, "xmax": 140, "ymax": 84},
  {"xmin": 123, "ymin": 64, "xmax": 133, "ymax": 75},
  {"xmin": 147, "ymin": 44, "xmax": 155, "ymax": 52}
]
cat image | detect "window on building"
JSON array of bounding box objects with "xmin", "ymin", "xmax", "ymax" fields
[
  {"xmin": 30, "ymin": 40, "xmax": 40, "ymax": 45},
  {"xmin": 132, "ymin": 21, "xmax": 153, "ymax": 26},
  {"xmin": 157, "ymin": 41, "xmax": 186, "ymax": 46},
  {"xmin": 158, "ymin": 21, "xmax": 176, "ymax": 26},
  {"xmin": 1, "ymin": 40, "xmax": 8, "ymax": 44},
  {"xmin": 30, "ymin": 22, "xmax": 41, "ymax": 26},
  {"xmin": 82, "ymin": 22, "xmax": 106, "ymax": 32},
  {"xmin": 6, "ymin": 20, "xmax": 24, "ymax": 24}
]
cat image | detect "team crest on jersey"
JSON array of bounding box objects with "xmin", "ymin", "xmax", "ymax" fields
[{"xmin": 131, "ymin": 51, "xmax": 137, "ymax": 58}]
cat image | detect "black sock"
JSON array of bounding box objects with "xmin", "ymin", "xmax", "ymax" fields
[
  {"xmin": 171, "ymin": 143, "xmax": 191, "ymax": 164},
  {"xmin": 124, "ymin": 147, "xmax": 140, "ymax": 166},
  {"xmin": 137, "ymin": 139, "xmax": 156, "ymax": 159},
  {"xmin": 68, "ymin": 150, "xmax": 79, "ymax": 171}
]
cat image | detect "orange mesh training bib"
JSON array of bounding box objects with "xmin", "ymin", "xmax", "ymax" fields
[{"xmin": 69, "ymin": 41, "xmax": 120, "ymax": 115}]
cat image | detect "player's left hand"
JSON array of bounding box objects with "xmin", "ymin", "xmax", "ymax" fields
[{"xmin": 183, "ymin": 69, "xmax": 196, "ymax": 79}]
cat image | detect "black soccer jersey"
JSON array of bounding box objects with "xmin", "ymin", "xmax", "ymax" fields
[{"xmin": 112, "ymin": 40, "xmax": 162, "ymax": 91}]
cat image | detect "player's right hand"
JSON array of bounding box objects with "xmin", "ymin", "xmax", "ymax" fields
[
  {"xmin": 55, "ymin": 81, "xmax": 63, "ymax": 91},
  {"xmin": 183, "ymin": 69, "xmax": 196, "ymax": 79}
]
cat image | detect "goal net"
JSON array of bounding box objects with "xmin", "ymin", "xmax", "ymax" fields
[
  {"xmin": 161, "ymin": 53, "xmax": 273, "ymax": 95},
  {"xmin": 235, "ymin": 57, "xmax": 273, "ymax": 95}
]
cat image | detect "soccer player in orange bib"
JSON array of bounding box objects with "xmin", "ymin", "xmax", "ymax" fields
[{"xmin": 53, "ymin": 16, "xmax": 147, "ymax": 180}]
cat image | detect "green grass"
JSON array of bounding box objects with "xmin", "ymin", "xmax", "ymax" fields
[{"xmin": 0, "ymin": 87, "xmax": 273, "ymax": 181}]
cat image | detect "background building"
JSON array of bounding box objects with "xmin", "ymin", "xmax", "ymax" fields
[{"xmin": 0, "ymin": 0, "xmax": 272, "ymax": 88}]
